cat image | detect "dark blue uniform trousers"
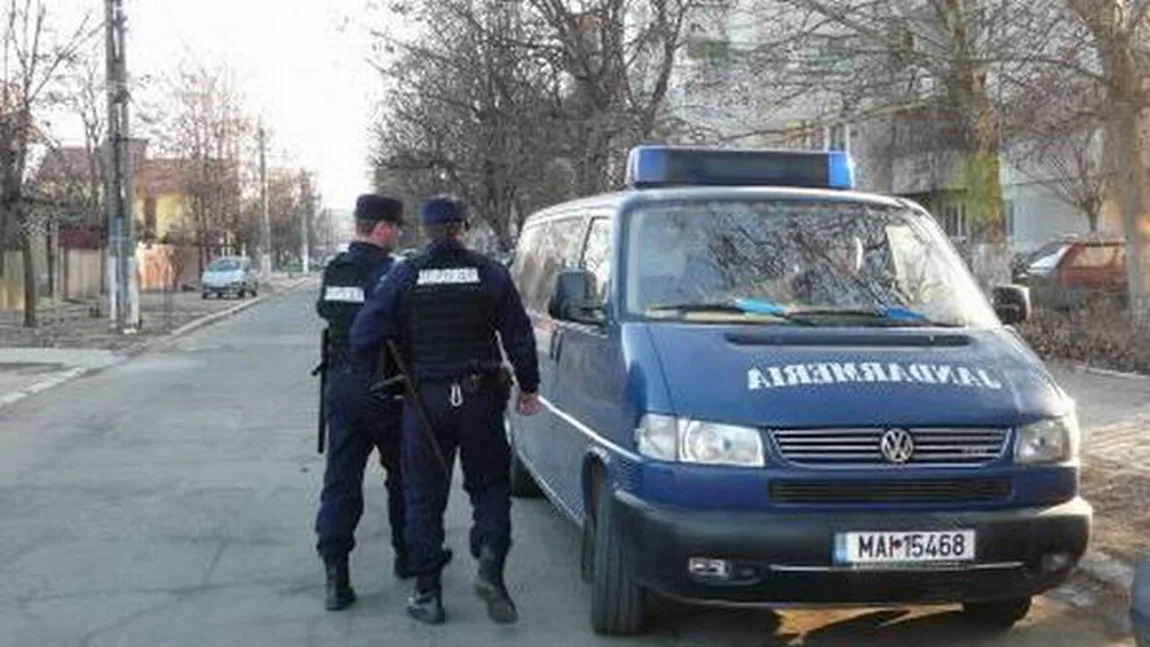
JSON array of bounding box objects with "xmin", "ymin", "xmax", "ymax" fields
[
  {"xmin": 315, "ymin": 363, "xmax": 405, "ymax": 563},
  {"xmin": 402, "ymin": 380, "xmax": 511, "ymax": 577}
]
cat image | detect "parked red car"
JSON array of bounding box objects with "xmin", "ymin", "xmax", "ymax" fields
[{"xmin": 1017, "ymin": 238, "xmax": 1126, "ymax": 310}]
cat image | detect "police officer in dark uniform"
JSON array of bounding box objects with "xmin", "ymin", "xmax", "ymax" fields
[
  {"xmin": 315, "ymin": 193, "xmax": 452, "ymax": 611},
  {"xmin": 349, "ymin": 195, "xmax": 541, "ymax": 625}
]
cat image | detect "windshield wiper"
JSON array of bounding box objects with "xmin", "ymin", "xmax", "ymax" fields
[
  {"xmin": 646, "ymin": 300, "xmax": 956, "ymax": 327},
  {"xmin": 786, "ymin": 305, "xmax": 959, "ymax": 327},
  {"xmin": 646, "ymin": 299, "xmax": 816, "ymax": 325}
]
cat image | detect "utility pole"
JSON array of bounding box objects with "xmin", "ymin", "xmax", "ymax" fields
[
  {"xmin": 258, "ymin": 125, "xmax": 271, "ymax": 282},
  {"xmin": 104, "ymin": 0, "xmax": 138, "ymax": 333},
  {"xmin": 300, "ymin": 172, "xmax": 311, "ymax": 274},
  {"xmin": 300, "ymin": 203, "xmax": 309, "ymax": 274}
]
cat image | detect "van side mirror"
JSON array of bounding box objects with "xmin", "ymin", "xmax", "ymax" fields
[
  {"xmin": 992, "ymin": 284, "xmax": 1031, "ymax": 325},
  {"xmin": 548, "ymin": 269, "xmax": 605, "ymax": 324}
]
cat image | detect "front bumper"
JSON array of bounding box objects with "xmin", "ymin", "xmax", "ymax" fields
[{"xmin": 612, "ymin": 490, "xmax": 1091, "ymax": 607}]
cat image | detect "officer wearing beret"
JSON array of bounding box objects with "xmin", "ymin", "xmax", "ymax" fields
[
  {"xmin": 314, "ymin": 194, "xmax": 454, "ymax": 611},
  {"xmin": 349, "ymin": 194, "xmax": 541, "ymax": 625}
]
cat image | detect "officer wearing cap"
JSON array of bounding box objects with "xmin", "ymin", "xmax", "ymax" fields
[
  {"xmin": 315, "ymin": 193, "xmax": 450, "ymax": 611},
  {"xmin": 349, "ymin": 194, "xmax": 541, "ymax": 625}
]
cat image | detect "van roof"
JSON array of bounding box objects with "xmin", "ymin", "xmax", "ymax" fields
[{"xmin": 524, "ymin": 186, "xmax": 912, "ymax": 225}]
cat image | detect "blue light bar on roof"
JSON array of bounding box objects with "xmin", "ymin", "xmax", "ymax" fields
[{"xmin": 625, "ymin": 145, "xmax": 855, "ymax": 190}]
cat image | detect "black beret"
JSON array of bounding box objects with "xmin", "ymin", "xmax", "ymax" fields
[
  {"xmin": 354, "ymin": 194, "xmax": 404, "ymax": 225},
  {"xmin": 420, "ymin": 195, "xmax": 469, "ymax": 225}
]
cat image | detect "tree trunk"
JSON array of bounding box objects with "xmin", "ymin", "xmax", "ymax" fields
[
  {"xmin": 21, "ymin": 234, "xmax": 37, "ymax": 328},
  {"xmin": 46, "ymin": 224, "xmax": 56, "ymax": 301},
  {"xmin": 944, "ymin": 0, "xmax": 1009, "ymax": 290},
  {"xmin": 1114, "ymin": 103, "xmax": 1150, "ymax": 333}
]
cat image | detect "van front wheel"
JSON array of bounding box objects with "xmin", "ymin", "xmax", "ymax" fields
[
  {"xmin": 962, "ymin": 596, "xmax": 1032, "ymax": 628},
  {"xmin": 590, "ymin": 482, "xmax": 645, "ymax": 635}
]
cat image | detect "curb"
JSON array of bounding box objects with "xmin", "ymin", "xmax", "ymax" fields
[
  {"xmin": 1058, "ymin": 361, "xmax": 1150, "ymax": 382},
  {"xmin": 0, "ymin": 278, "xmax": 309, "ymax": 412},
  {"xmin": 124, "ymin": 277, "xmax": 310, "ymax": 357},
  {"xmin": 1074, "ymin": 364, "xmax": 1150, "ymax": 382},
  {"xmin": 0, "ymin": 366, "xmax": 89, "ymax": 410},
  {"xmin": 123, "ymin": 294, "xmax": 267, "ymax": 357}
]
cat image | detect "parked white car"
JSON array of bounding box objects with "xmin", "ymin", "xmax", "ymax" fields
[{"xmin": 201, "ymin": 256, "xmax": 259, "ymax": 299}]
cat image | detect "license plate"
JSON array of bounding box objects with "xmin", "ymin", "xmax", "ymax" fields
[{"xmin": 834, "ymin": 530, "xmax": 976, "ymax": 566}]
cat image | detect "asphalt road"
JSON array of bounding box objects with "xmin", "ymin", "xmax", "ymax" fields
[{"xmin": 0, "ymin": 283, "xmax": 1133, "ymax": 646}]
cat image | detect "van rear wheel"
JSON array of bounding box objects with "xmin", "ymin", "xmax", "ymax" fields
[
  {"xmin": 962, "ymin": 596, "xmax": 1032, "ymax": 628},
  {"xmin": 590, "ymin": 481, "xmax": 645, "ymax": 635}
]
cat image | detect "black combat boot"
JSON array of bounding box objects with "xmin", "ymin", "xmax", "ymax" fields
[
  {"xmin": 474, "ymin": 546, "xmax": 517, "ymax": 624},
  {"xmin": 395, "ymin": 547, "xmax": 454, "ymax": 580},
  {"xmin": 324, "ymin": 559, "xmax": 356, "ymax": 611},
  {"xmin": 406, "ymin": 573, "xmax": 446, "ymax": 625}
]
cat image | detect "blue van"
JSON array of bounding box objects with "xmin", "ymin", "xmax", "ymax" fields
[{"xmin": 504, "ymin": 146, "xmax": 1090, "ymax": 635}]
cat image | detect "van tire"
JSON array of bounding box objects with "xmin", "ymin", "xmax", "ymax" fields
[
  {"xmin": 506, "ymin": 418, "xmax": 541, "ymax": 498},
  {"xmin": 962, "ymin": 596, "xmax": 1031, "ymax": 628},
  {"xmin": 590, "ymin": 482, "xmax": 645, "ymax": 635}
]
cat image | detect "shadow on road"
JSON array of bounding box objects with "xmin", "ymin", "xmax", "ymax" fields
[{"xmin": 642, "ymin": 601, "xmax": 1128, "ymax": 646}]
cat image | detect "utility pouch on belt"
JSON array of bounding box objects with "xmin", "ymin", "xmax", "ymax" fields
[{"xmin": 493, "ymin": 365, "xmax": 512, "ymax": 405}]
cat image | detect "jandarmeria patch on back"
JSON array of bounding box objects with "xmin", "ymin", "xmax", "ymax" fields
[
  {"xmin": 324, "ymin": 286, "xmax": 365, "ymax": 303},
  {"xmin": 416, "ymin": 268, "xmax": 480, "ymax": 285}
]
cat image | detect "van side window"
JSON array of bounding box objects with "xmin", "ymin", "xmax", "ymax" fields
[
  {"xmin": 514, "ymin": 216, "xmax": 584, "ymax": 312},
  {"xmin": 531, "ymin": 216, "xmax": 585, "ymax": 311},
  {"xmin": 510, "ymin": 222, "xmax": 547, "ymax": 305},
  {"xmin": 581, "ymin": 218, "xmax": 611, "ymax": 303}
]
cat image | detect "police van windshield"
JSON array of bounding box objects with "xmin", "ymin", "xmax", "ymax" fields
[{"xmin": 624, "ymin": 198, "xmax": 997, "ymax": 327}]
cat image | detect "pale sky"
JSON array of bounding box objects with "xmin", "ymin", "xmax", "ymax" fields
[{"xmin": 51, "ymin": 0, "xmax": 390, "ymax": 212}]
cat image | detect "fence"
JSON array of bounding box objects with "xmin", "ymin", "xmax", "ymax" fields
[{"xmin": 136, "ymin": 243, "xmax": 199, "ymax": 292}]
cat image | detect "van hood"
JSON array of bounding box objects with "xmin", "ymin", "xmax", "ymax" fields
[{"xmin": 641, "ymin": 323, "xmax": 1069, "ymax": 429}]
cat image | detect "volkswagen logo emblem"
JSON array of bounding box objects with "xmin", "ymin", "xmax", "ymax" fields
[{"xmin": 879, "ymin": 428, "xmax": 915, "ymax": 464}]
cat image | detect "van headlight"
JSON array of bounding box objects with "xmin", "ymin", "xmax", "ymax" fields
[
  {"xmin": 1015, "ymin": 414, "xmax": 1079, "ymax": 464},
  {"xmin": 635, "ymin": 414, "xmax": 764, "ymax": 467}
]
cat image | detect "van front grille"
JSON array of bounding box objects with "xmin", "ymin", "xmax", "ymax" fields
[
  {"xmin": 769, "ymin": 477, "xmax": 1012, "ymax": 504},
  {"xmin": 770, "ymin": 427, "xmax": 1009, "ymax": 468}
]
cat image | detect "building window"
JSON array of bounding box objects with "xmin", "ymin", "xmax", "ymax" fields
[
  {"xmin": 827, "ymin": 123, "xmax": 849, "ymax": 151},
  {"xmin": 1003, "ymin": 199, "xmax": 1015, "ymax": 238},
  {"xmin": 686, "ymin": 38, "xmax": 730, "ymax": 61},
  {"xmin": 943, "ymin": 203, "xmax": 967, "ymax": 238}
]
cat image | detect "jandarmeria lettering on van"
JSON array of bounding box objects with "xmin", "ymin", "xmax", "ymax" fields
[
  {"xmin": 416, "ymin": 268, "xmax": 481, "ymax": 285},
  {"xmin": 747, "ymin": 362, "xmax": 1004, "ymax": 390}
]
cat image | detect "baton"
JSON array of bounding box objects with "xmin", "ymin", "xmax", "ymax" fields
[{"xmin": 385, "ymin": 339, "xmax": 450, "ymax": 476}]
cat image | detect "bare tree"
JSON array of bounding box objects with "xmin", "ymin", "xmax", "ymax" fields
[
  {"xmin": 366, "ymin": 0, "xmax": 696, "ymax": 251},
  {"xmin": 0, "ymin": 0, "xmax": 96, "ymax": 327},
  {"xmin": 1055, "ymin": 0, "xmax": 1150, "ymax": 331},
  {"xmin": 1007, "ymin": 109, "xmax": 1110, "ymax": 234},
  {"xmin": 148, "ymin": 60, "xmax": 252, "ymax": 272},
  {"xmin": 761, "ymin": 1, "xmax": 1070, "ymax": 286}
]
